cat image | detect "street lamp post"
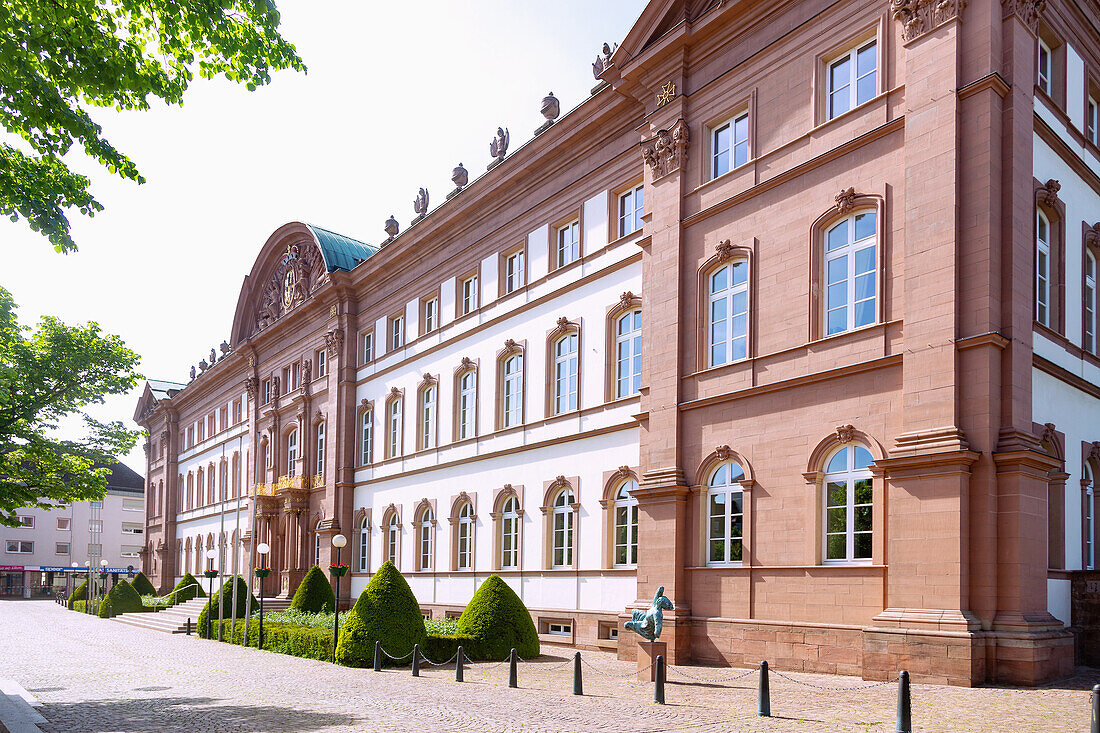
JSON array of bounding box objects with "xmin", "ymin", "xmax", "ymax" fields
[
  {"xmin": 330, "ymin": 534, "xmax": 348, "ymax": 663},
  {"xmin": 255, "ymin": 543, "xmax": 270, "ymax": 650},
  {"xmin": 99, "ymin": 559, "xmax": 109, "ymax": 615},
  {"xmin": 203, "ymin": 548, "xmax": 218, "ymax": 639},
  {"xmin": 83, "ymin": 561, "xmax": 91, "ymax": 615}
]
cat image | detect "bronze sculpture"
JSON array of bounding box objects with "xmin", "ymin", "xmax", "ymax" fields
[{"xmin": 625, "ymin": 586, "xmax": 674, "ymax": 641}]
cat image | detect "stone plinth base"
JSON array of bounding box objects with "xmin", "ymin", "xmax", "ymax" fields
[{"xmin": 638, "ymin": 641, "xmax": 666, "ymax": 681}]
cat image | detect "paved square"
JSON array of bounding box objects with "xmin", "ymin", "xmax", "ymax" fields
[{"xmin": 0, "ymin": 601, "xmax": 1095, "ymax": 732}]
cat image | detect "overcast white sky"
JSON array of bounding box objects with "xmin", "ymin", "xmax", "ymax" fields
[{"xmin": 1, "ymin": 1, "xmax": 650, "ymax": 474}]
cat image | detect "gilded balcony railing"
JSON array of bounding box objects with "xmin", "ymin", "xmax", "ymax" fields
[
  {"xmin": 309, "ymin": 473, "xmax": 324, "ymax": 489},
  {"xmin": 275, "ymin": 474, "xmax": 306, "ymax": 490},
  {"xmin": 253, "ymin": 483, "xmax": 277, "ymax": 497}
]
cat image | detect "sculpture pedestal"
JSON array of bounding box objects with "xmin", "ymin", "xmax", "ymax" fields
[{"xmin": 638, "ymin": 641, "xmax": 666, "ymax": 682}]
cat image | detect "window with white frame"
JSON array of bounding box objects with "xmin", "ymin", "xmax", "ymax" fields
[
  {"xmin": 823, "ymin": 444, "xmax": 874, "ymax": 563},
  {"xmin": 618, "ymin": 184, "xmax": 644, "ymax": 237},
  {"xmin": 5, "ymin": 540, "xmax": 32, "ymax": 554},
  {"xmin": 1038, "ymin": 39, "xmax": 1052, "ymax": 94},
  {"xmin": 390, "ymin": 316, "xmax": 404, "ymax": 350},
  {"xmin": 233, "ymin": 399, "xmax": 242, "ymax": 424},
  {"xmin": 614, "ymin": 479, "xmax": 639, "ymax": 567},
  {"xmin": 358, "ymin": 517, "xmax": 370, "ymax": 572},
  {"xmin": 457, "ymin": 502, "xmax": 473, "ymax": 570},
  {"xmin": 56, "ymin": 542, "xmax": 69, "ymax": 555},
  {"xmin": 423, "ymin": 297, "xmax": 438, "ymax": 333},
  {"xmin": 548, "ymin": 622, "xmax": 572, "ymax": 636},
  {"xmin": 420, "ymin": 384, "xmax": 436, "ymax": 450},
  {"xmin": 827, "ymin": 39, "xmax": 877, "ymax": 120},
  {"xmin": 707, "ymin": 461, "xmax": 745, "ymax": 564},
  {"xmin": 556, "ymin": 220, "xmax": 580, "ymax": 268},
  {"xmin": 419, "ymin": 507, "xmax": 434, "ymax": 570},
  {"xmin": 1086, "ymin": 463, "xmax": 1095, "ymax": 570},
  {"xmin": 461, "ymin": 275, "xmax": 478, "ymax": 315},
  {"xmin": 1085, "ymin": 250, "xmax": 1096, "ymax": 355},
  {"xmin": 316, "ymin": 422, "xmax": 325, "ymax": 476},
  {"xmin": 501, "ymin": 496, "xmax": 519, "ymax": 569},
  {"xmin": 503, "ymin": 354, "xmax": 523, "ymax": 428},
  {"xmin": 121, "ymin": 523, "xmax": 143, "ymax": 535},
  {"xmin": 457, "ymin": 370, "xmax": 476, "ymax": 440},
  {"xmin": 825, "ymin": 211, "xmax": 877, "ymax": 336},
  {"xmin": 89, "ymin": 519, "xmax": 102, "ymax": 532},
  {"xmin": 1037, "ymin": 210, "xmax": 1051, "ymax": 327},
  {"xmin": 16, "ymin": 516, "xmax": 33, "ymax": 528},
  {"xmin": 56, "ymin": 518, "xmax": 70, "ymax": 531},
  {"xmin": 553, "ymin": 333, "xmax": 579, "ymax": 414},
  {"xmin": 361, "ymin": 410, "xmax": 373, "ymax": 465},
  {"xmin": 316, "ymin": 349, "xmax": 326, "ymax": 378},
  {"xmin": 387, "ymin": 398, "xmax": 402, "ymax": 458},
  {"xmin": 616, "ymin": 309, "xmax": 642, "ymax": 398},
  {"xmin": 709, "ymin": 260, "xmax": 749, "ymax": 366},
  {"xmin": 361, "ymin": 331, "xmax": 374, "ymax": 364},
  {"xmin": 552, "ymin": 488, "xmax": 575, "ymax": 567},
  {"xmin": 262, "ymin": 380, "xmax": 271, "ymax": 405},
  {"xmin": 1089, "ymin": 98, "xmax": 1098, "ymax": 145},
  {"xmin": 121, "ymin": 545, "xmax": 142, "ymax": 558},
  {"xmin": 286, "ymin": 428, "xmax": 298, "ymax": 476},
  {"xmin": 505, "ymin": 250, "xmax": 525, "ymax": 293},
  {"xmin": 711, "ymin": 112, "xmax": 748, "ymax": 179},
  {"xmin": 386, "ymin": 514, "xmax": 399, "ymax": 566}
]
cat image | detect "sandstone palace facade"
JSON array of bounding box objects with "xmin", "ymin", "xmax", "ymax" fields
[{"xmin": 135, "ymin": 0, "xmax": 1100, "ymax": 685}]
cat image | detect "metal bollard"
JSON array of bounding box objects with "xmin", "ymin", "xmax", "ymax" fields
[
  {"xmin": 573, "ymin": 652, "xmax": 583, "ymax": 695},
  {"xmin": 654, "ymin": 655, "xmax": 665, "ymax": 705},
  {"xmin": 373, "ymin": 640, "xmax": 382, "ymax": 672},
  {"xmin": 185, "ymin": 618, "xmax": 191, "ymax": 635},
  {"xmin": 896, "ymin": 670, "xmax": 912, "ymax": 733},
  {"xmin": 1092, "ymin": 684, "xmax": 1099, "ymax": 733},
  {"xmin": 411, "ymin": 644, "xmax": 420, "ymax": 677},
  {"xmin": 758, "ymin": 660, "xmax": 771, "ymax": 717},
  {"xmin": 508, "ymin": 648, "xmax": 518, "ymax": 688},
  {"xmin": 456, "ymin": 645, "xmax": 464, "ymax": 682}
]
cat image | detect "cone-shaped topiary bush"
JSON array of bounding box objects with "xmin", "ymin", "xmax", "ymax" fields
[
  {"xmin": 98, "ymin": 580, "xmax": 147, "ymax": 617},
  {"xmin": 130, "ymin": 571, "xmax": 157, "ymax": 597},
  {"xmin": 168, "ymin": 572, "xmax": 205, "ymax": 605},
  {"xmin": 335, "ymin": 561, "xmax": 425, "ymax": 667},
  {"xmin": 456, "ymin": 574, "xmax": 539, "ymax": 660},
  {"xmin": 67, "ymin": 578, "xmax": 87, "ymax": 610},
  {"xmin": 290, "ymin": 565, "xmax": 335, "ymax": 614},
  {"xmin": 197, "ymin": 575, "xmax": 257, "ymax": 638}
]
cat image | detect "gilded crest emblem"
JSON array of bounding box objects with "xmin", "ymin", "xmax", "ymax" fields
[{"xmin": 283, "ymin": 270, "xmax": 296, "ymax": 308}]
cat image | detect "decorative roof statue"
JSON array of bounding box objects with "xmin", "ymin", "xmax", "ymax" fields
[
  {"xmin": 219, "ymin": 340, "xmax": 230, "ymax": 355},
  {"xmin": 624, "ymin": 586, "xmax": 674, "ymax": 642},
  {"xmin": 413, "ymin": 187, "xmax": 429, "ymax": 222},
  {"xmin": 198, "ymin": 359, "xmax": 209, "ymax": 373},
  {"xmin": 448, "ymin": 163, "xmax": 469, "ymax": 200},
  {"xmin": 384, "ymin": 214, "xmax": 399, "ymax": 239},
  {"xmin": 536, "ymin": 92, "xmax": 560, "ymax": 135},
  {"xmin": 488, "ymin": 127, "xmax": 510, "ymax": 170},
  {"xmin": 189, "ymin": 365, "xmax": 197, "ymax": 381},
  {"xmin": 592, "ymin": 42, "xmax": 617, "ymax": 79},
  {"xmin": 209, "ymin": 348, "xmax": 217, "ymax": 365}
]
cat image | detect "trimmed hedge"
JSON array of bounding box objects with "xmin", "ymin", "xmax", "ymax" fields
[
  {"xmin": 67, "ymin": 579, "xmax": 87, "ymax": 610},
  {"xmin": 456, "ymin": 575, "xmax": 539, "ymax": 660},
  {"xmin": 197, "ymin": 575, "xmax": 257, "ymax": 638},
  {"xmin": 131, "ymin": 571, "xmax": 157, "ymax": 596},
  {"xmin": 335, "ymin": 561, "xmax": 425, "ymax": 667},
  {"xmin": 423, "ymin": 633, "xmax": 485, "ymax": 663},
  {"xmin": 99, "ymin": 579, "xmax": 148, "ymax": 618},
  {"xmin": 215, "ymin": 619, "xmax": 334, "ymax": 661},
  {"xmin": 290, "ymin": 565, "xmax": 335, "ymax": 614},
  {"xmin": 168, "ymin": 572, "xmax": 205, "ymax": 605},
  {"xmin": 72, "ymin": 600, "xmax": 87, "ymax": 613}
]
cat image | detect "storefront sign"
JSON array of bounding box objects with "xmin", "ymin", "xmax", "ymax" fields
[{"xmin": 0, "ymin": 566, "xmax": 24, "ymax": 572}]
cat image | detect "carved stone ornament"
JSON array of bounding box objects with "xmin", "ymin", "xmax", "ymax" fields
[
  {"xmin": 541, "ymin": 92, "xmax": 560, "ymax": 122},
  {"xmin": 189, "ymin": 365, "xmax": 197, "ymax": 381},
  {"xmin": 219, "ymin": 340, "xmax": 230, "ymax": 355},
  {"xmin": 253, "ymin": 240, "xmax": 325, "ymax": 336},
  {"xmin": 1038, "ymin": 179, "xmax": 1061, "ymax": 207},
  {"xmin": 592, "ymin": 42, "xmax": 616, "ymax": 79},
  {"xmin": 1088, "ymin": 442, "xmax": 1100, "ymax": 463},
  {"xmin": 1039, "ymin": 422, "xmax": 1058, "ymax": 446},
  {"xmin": 413, "ymin": 188, "xmax": 429, "ymax": 218},
  {"xmin": 835, "ymin": 187, "xmax": 858, "ymax": 214},
  {"xmin": 247, "ymin": 355, "xmax": 255, "ymax": 368},
  {"xmin": 892, "ymin": 0, "xmax": 967, "ymax": 42},
  {"xmin": 615, "ymin": 465, "xmax": 632, "ymax": 479},
  {"xmin": 715, "ymin": 239, "xmax": 737, "ymax": 261},
  {"xmin": 1002, "ymin": 0, "xmax": 1045, "ymax": 32},
  {"xmin": 460, "ymin": 356, "xmax": 475, "ymax": 370},
  {"xmin": 384, "ymin": 215, "xmax": 399, "ymax": 238},
  {"xmin": 619, "ymin": 291, "xmax": 636, "ymax": 308},
  {"xmin": 641, "ymin": 119, "xmax": 689, "ymax": 180},
  {"xmin": 209, "ymin": 348, "xmax": 217, "ymax": 365},
  {"xmin": 489, "ymin": 127, "xmax": 510, "ymax": 165},
  {"xmin": 715, "ymin": 445, "xmax": 733, "ymax": 462},
  {"xmin": 360, "ymin": 398, "xmax": 373, "ymax": 410},
  {"xmin": 556, "ymin": 316, "xmax": 571, "ymax": 329},
  {"xmin": 244, "ymin": 377, "xmax": 259, "ymax": 401},
  {"xmin": 503, "ymin": 338, "xmax": 520, "ymax": 353},
  {"xmin": 389, "ymin": 387, "xmax": 402, "ymax": 400},
  {"xmin": 421, "ymin": 372, "xmax": 437, "ymax": 385},
  {"xmin": 554, "ymin": 475, "xmax": 567, "ymax": 486},
  {"xmin": 503, "ymin": 483, "xmax": 513, "ymax": 492},
  {"xmin": 1086, "ymin": 223, "xmax": 1100, "ymax": 247},
  {"xmin": 272, "ymin": 376, "xmax": 281, "ymax": 398},
  {"xmin": 303, "ymin": 359, "xmax": 312, "ymax": 384},
  {"xmin": 198, "ymin": 359, "xmax": 209, "ymax": 373},
  {"xmin": 324, "ymin": 328, "xmax": 344, "ymax": 357},
  {"xmin": 655, "ymin": 80, "xmax": 676, "ymax": 107},
  {"xmin": 835, "ymin": 424, "xmax": 857, "ymax": 444},
  {"xmin": 452, "ymin": 163, "xmax": 469, "ymax": 190}
]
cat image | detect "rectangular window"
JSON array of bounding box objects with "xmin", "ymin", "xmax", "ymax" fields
[
  {"xmin": 361, "ymin": 331, "xmax": 374, "ymax": 364},
  {"xmin": 5, "ymin": 540, "xmax": 32, "ymax": 554},
  {"xmin": 1037, "ymin": 212, "xmax": 1051, "ymax": 327},
  {"xmin": 316, "ymin": 422, "xmax": 325, "ymax": 475},
  {"xmin": 120, "ymin": 545, "xmax": 142, "ymax": 558},
  {"xmin": 390, "ymin": 316, "xmax": 404, "ymax": 350},
  {"xmin": 16, "ymin": 516, "xmax": 33, "ymax": 528},
  {"xmin": 1089, "ymin": 97, "xmax": 1098, "ymax": 145},
  {"xmin": 233, "ymin": 399, "xmax": 242, "ymax": 424},
  {"xmin": 316, "ymin": 349, "xmax": 326, "ymax": 378},
  {"xmin": 219, "ymin": 407, "xmax": 228, "ymax": 432},
  {"xmin": 57, "ymin": 518, "xmax": 70, "ymax": 531},
  {"xmin": 1038, "ymin": 39, "xmax": 1052, "ymax": 94},
  {"xmin": 827, "ymin": 40, "xmax": 877, "ymax": 120},
  {"xmin": 196, "ymin": 421, "xmax": 204, "ymax": 443},
  {"xmin": 87, "ymin": 543, "xmax": 101, "ymax": 556},
  {"xmin": 121, "ymin": 523, "xmax": 144, "ymax": 535},
  {"xmin": 707, "ymin": 487, "xmax": 743, "ymax": 565},
  {"xmin": 361, "ymin": 411, "xmax": 373, "ymax": 465},
  {"xmin": 618, "ymin": 184, "xmax": 645, "ymax": 237},
  {"xmin": 262, "ymin": 380, "xmax": 272, "ymax": 405},
  {"xmin": 208, "ymin": 414, "xmax": 216, "ymax": 436},
  {"xmin": 122, "ymin": 498, "xmax": 143, "ymax": 512},
  {"xmin": 461, "ymin": 275, "xmax": 478, "ymax": 315},
  {"xmin": 556, "ymin": 220, "xmax": 580, "ymax": 268},
  {"xmin": 89, "ymin": 520, "xmax": 103, "ymax": 532},
  {"xmin": 504, "ymin": 250, "xmax": 525, "ymax": 293},
  {"xmin": 547, "ymin": 622, "xmax": 572, "ymax": 636},
  {"xmin": 55, "ymin": 543, "xmax": 69, "ymax": 555},
  {"xmin": 423, "ymin": 297, "xmax": 438, "ymax": 333},
  {"xmin": 1085, "ymin": 252, "xmax": 1096, "ymax": 355},
  {"xmin": 90, "ymin": 500, "xmax": 102, "ymax": 509},
  {"xmin": 710, "ymin": 113, "xmax": 749, "ymax": 179}
]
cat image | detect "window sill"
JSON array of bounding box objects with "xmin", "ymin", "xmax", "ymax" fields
[{"xmin": 691, "ymin": 160, "xmax": 755, "ymax": 196}]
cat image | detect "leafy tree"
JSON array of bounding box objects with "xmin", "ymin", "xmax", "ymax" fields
[
  {"xmin": 0, "ymin": 0, "xmax": 305, "ymax": 252},
  {"xmin": 0, "ymin": 286, "xmax": 141, "ymax": 525}
]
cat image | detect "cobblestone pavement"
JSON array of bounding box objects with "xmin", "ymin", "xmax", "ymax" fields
[{"xmin": 1, "ymin": 600, "xmax": 1096, "ymax": 732}]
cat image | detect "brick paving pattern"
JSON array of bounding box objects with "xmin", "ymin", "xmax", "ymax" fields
[{"xmin": 0, "ymin": 600, "xmax": 1096, "ymax": 732}]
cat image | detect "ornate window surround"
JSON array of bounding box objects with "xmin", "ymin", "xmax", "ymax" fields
[
  {"xmin": 605, "ymin": 292, "xmax": 643, "ymax": 401},
  {"xmin": 541, "ymin": 476, "xmax": 580, "ymax": 570},
  {"xmin": 448, "ymin": 492, "xmax": 477, "ymax": 572},
  {"xmin": 495, "ymin": 339, "xmax": 527, "ymax": 430},
  {"xmin": 490, "ymin": 484, "xmax": 524, "ymax": 571},
  {"xmin": 413, "ymin": 498, "xmax": 437, "ymax": 572},
  {"xmin": 1034, "ymin": 179, "xmax": 1066, "ymax": 336},
  {"xmin": 600, "ymin": 467, "xmax": 640, "ymax": 569},
  {"xmin": 545, "ymin": 317, "xmax": 582, "ymax": 417},
  {"xmin": 452, "ymin": 358, "xmax": 479, "ymax": 443}
]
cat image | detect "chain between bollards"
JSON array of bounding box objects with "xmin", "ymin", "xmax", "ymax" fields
[
  {"xmin": 896, "ymin": 670, "xmax": 911, "ymax": 733},
  {"xmin": 573, "ymin": 652, "xmax": 583, "ymax": 695},
  {"xmin": 373, "ymin": 640, "xmax": 382, "ymax": 672},
  {"xmin": 758, "ymin": 660, "xmax": 771, "ymax": 717},
  {"xmin": 508, "ymin": 648, "xmax": 518, "ymax": 688},
  {"xmin": 654, "ymin": 655, "xmax": 666, "ymax": 705},
  {"xmin": 411, "ymin": 644, "xmax": 420, "ymax": 677}
]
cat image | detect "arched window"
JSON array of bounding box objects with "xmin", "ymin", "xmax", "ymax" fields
[
  {"xmin": 457, "ymin": 370, "xmax": 477, "ymax": 440},
  {"xmin": 1086, "ymin": 463, "xmax": 1095, "ymax": 571},
  {"xmin": 231, "ymin": 453, "xmax": 240, "ymax": 499},
  {"xmin": 287, "ymin": 428, "xmax": 298, "ymax": 476},
  {"xmin": 552, "ymin": 488, "xmax": 575, "ymax": 568},
  {"xmin": 313, "ymin": 520, "xmax": 321, "ymax": 567},
  {"xmin": 457, "ymin": 502, "xmax": 474, "ymax": 570},
  {"xmin": 503, "ymin": 354, "xmax": 523, "ymax": 427},
  {"xmin": 823, "ymin": 444, "xmax": 874, "ymax": 563},
  {"xmin": 418, "ymin": 506, "xmax": 434, "ymax": 571},
  {"xmin": 1085, "ymin": 250, "xmax": 1096, "ymax": 355},
  {"xmin": 613, "ymin": 479, "xmax": 639, "ymax": 567},
  {"xmin": 708, "ymin": 260, "xmax": 748, "ymax": 366},
  {"xmin": 195, "ymin": 471, "xmax": 204, "ymax": 507},
  {"xmin": 387, "ymin": 397, "xmax": 403, "ymax": 458},
  {"xmin": 824, "ymin": 211, "xmax": 876, "ymax": 336},
  {"xmin": 358, "ymin": 516, "xmax": 370, "ymax": 572},
  {"xmin": 419, "ymin": 383, "xmax": 437, "ymax": 450},
  {"xmin": 500, "ymin": 496, "xmax": 519, "ymax": 569},
  {"xmin": 707, "ymin": 462, "xmax": 745, "ymax": 565},
  {"xmin": 553, "ymin": 333, "xmax": 579, "ymax": 414},
  {"xmin": 315, "ymin": 422, "xmax": 325, "ymax": 476},
  {"xmin": 361, "ymin": 410, "xmax": 373, "ymax": 465},
  {"xmin": 177, "ymin": 541, "xmax": 183, "ymax": 575},
  {"xmin": 219, "ymin": 461, "xmax": 228, "ymax": 502},
  {"xmin": 386, "ymin": 513, "xmax": 399, "ymax": 567},
  {"xmin": 207, "ymin": 464, "xmax": 215, "ymax": 504},
  {"xmin": 184, "ymin": 538, "xmax": 191, "ymax": 575},
  {"xmin": 1037, "ymin": 210, "xmax": 1051, "ymax": 327},
  {"xmin": 615, "ymin": 310, "xmax": 642, "ymax": 397}
]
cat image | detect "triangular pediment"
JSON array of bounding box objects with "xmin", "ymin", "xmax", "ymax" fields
[{"xmin": 615, "ymin": 0, "xmax": 720, "ymax": 65}]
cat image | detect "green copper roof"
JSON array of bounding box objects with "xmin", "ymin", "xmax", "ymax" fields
[{"xmin": 306, "ymin": 223, "xmax": 378, "ymax": 272}]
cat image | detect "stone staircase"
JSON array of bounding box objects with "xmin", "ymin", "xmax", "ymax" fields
[{"xmin": 111, "ymin": 597, "xmax": 292, "ymax": 634}]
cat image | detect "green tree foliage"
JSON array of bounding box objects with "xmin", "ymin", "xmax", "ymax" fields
[
  {"xmin": 98, "ymin": 579, "xmax": 147, "ymax": 617},
  {"xmin": 168, "ymin": 572, "xmax": 205, "ymax": 605},
  {"xmin": 335, "ymin": 562, "xmax": 425, "ymax": 667},
  {"xmin": 456, "ymin": 575, "xmax": 539, "ymax": 660},
  {"xmin": 130, "ymin": 571, "xmax": 156, "ymax": 596},
  {"xmin": 290, "ymin": 565, "xmax": 335, "ymax": 614},
  {"xmin": 0, "ymin": 287, "xmax": 142, "ymax": 526},
  {"xmin": 66, "ymin": 578, "xmax": 87, "ymax": 610},
  {"xmin": 0, "ymin": 0, "xmax": 305, "ymax": 252},
  {"xmin": 197, "ymin": 575, "xmax": 257, "ymax": 638}
]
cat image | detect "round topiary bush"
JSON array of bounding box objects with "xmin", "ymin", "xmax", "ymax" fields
[
  {"xmin": 98, "ymin": 579, "xmax": 147, "ymax": 618},
  {"xmin": 290, "ymin": 565, "xmax": 335, "ymax": 614},
  {"xmin": 456, "ymin": 574, "xmax": 539, "ymax": 660},
  {"xmin": 130, "ymin": 571, "xmax": 157, "ymax": 597},
  {"xmin": 168, "ymin": 572, "xmax": 205, "ymax": 605},
  {"xmin": 67, "ymin": 578, "xmax": 88, "ymax": 610},
  {"xmin": 197, "ymin": 575, "xmax": 257, "ymax": 638},
  {"xmin": 335, "ymin": 561, "xmax": 426, "ymax": 667}
]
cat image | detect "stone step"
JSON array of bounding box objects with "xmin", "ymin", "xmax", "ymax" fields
[{"xmin": 110, "ymin": 597, "xmax": 293, "ymax": 633}]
